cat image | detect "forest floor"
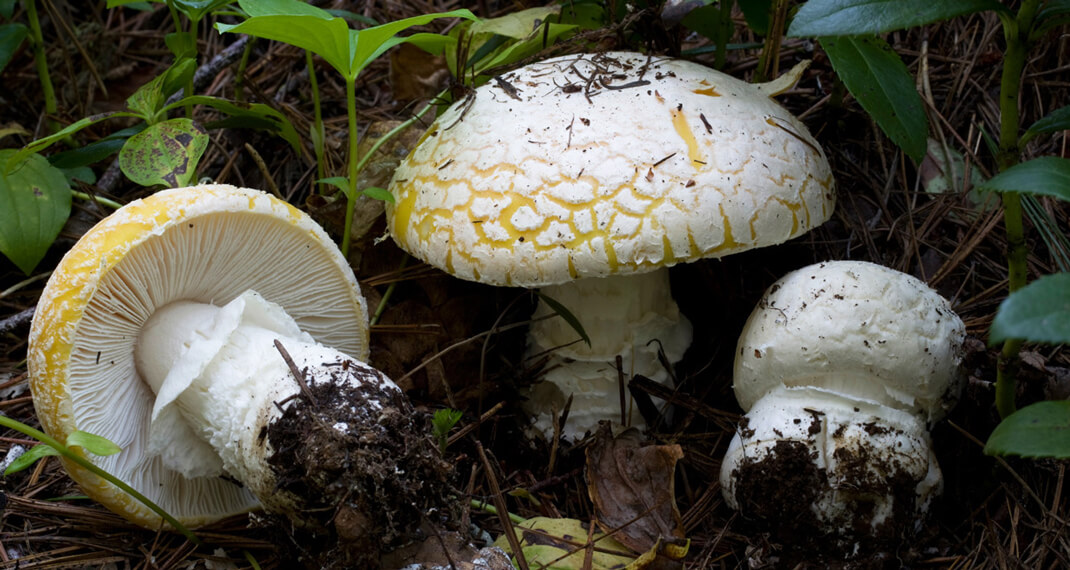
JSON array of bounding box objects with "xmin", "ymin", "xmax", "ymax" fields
[{"xmin": 0, "ymin": 1, "xmax": 1068, "ymax": 569}]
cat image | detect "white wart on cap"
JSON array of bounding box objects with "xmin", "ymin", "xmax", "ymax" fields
[
  {"xmin": 720, "ymin": 260, "xmax": 965, "ymax": 555},
  {"xmin": 28, "ymin": 184, "xmax": 370, "ymax": 528},
  {"xmin": 387, "ymin": 52, "xmax": 836, "ymax": 439}
]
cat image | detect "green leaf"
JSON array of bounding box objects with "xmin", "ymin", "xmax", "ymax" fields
[
  {"xmin": 976, "ymin": 157, "xmax": 1070, "ymax": 202},
  {"xmin": 989, "ymin": 272, "xmax": 1070, "ymax": 345},
  {"xmin": 4, "ymin": 444, "xmax": 60, "ymax": 476},
  {"xmin": 6, "ymin": 112, "xmax": 124, "ymax": 169},
  {"xmin": 351, "ymin": 10, "xmax": 477, "ymax": 79},
  {"xmin": 1023, "ymin": 106, "xmax": 1070, "ymax": 144},
  {"xmin": 469, "ymin": 6, "xmax": 561, "ymax": 38},
  {"xmin": 0, "ymin": 22, "xmax": 28, "ymax": 75},
  {"xmin": 48, "ymin": 125, "xmax": 145, "ymax": 169},
  {"xmin": 66, "ymin": 430, "xmax": 122, "ymax": 456},
  {"xmin": 362, "ymin": 186, "xmax": 394, "ymax": 203},
  {"xmin": 739, "ymin": 0, "xmax": 773, "ymax": 35},
  {"xmin": 126, "ymin": 57, "xmax": 196, "ymax": 121},
  {"xmin": 119, "ymin": 118, "xmax": 209, "ymax": 188},
  {"xmin": 984, "ymin": 401, "xmax": 1070, "ymax": 459},
  {"xmin": 821, "ymin": 35, "xmax": 927, "ymax": 163},
  {"xmin": 1, "ymin": 0, "xmax": 17, "ymax": 19},
  {"xmin": 536, "ymin": 292, "xmax": 591, "ymax": 347},
  {"xmin": 787, "ymin": 0, "xmax": 1007, "ymax": 37},
  {"xmin": 171, "ymin": 0, "xmax": 232, "ymax": 22},
  {"xmin": 318, "ymin": 176, "xmax": 353, "ymax": 199},
  {"xmin": 165, "ymin": 95, "xmax": 301, "ymax": 151},
  {"xmin": 165, "ymin": 31, "xmax": 197, "ymax": 59},
  {"xmin": 0, "ymin": 150, "xmax": 72, "ymax": 274}
]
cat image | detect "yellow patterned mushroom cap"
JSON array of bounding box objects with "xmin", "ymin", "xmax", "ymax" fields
[
  {"xmin": 27, "ymin": 184, "xmax": 369, "ymax": 529},
  {"xmin": 386, "ymin": 52, "xmax": 836, "ymax": 287}
]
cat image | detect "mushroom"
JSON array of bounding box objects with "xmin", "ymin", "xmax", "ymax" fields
[
  {"xmin": 719, "ymin": 260, "xmax": 966, "ymax": 556},
  {"xmin": 385, "ymin": 52, "xmax": 835, "ymax": 439},
  {"xmin": 27, "ymin": 185, "xmax": 452, "ymax": 553}
]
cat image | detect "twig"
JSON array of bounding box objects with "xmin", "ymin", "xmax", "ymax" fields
[{"xmin": 273, "ymin": 340, "xmax": 317, "ymax": 407}]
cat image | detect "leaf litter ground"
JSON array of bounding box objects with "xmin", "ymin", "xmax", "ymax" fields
[{"xmin": 0, "ymin": 2, "xmax": 1068, "ymax": 569}]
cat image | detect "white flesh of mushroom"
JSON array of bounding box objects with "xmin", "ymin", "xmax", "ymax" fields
[
  {"xmin": 135, "ymin": 289, "xmax": 398, "ymax": 514},
  {"xmin": 524, "ymin": 269, "xmax": 692, "ymax": 439}
]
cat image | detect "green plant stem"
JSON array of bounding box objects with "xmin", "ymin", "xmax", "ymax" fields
[
  {"xmin": 754, "ymin": 0, "xmax": 788, "ymax": 83},
  {"xmin": 713, "ymin": 0, "xmax": 733, "ymax": 70},
  {"xmin": 0, "ymin": 416, "xmax": 200, "ymax": 544},
  {"xmin": 307, "ymin": 50, "xmax": 325, "ymax": 194},
  {"xmin": 24, "ymin": 0, "xmax": 57, "ymax": 133},
  {"xmin": 993, "ymin": 0, "xmax": 1040, "ymax": 419},
  {"xmin": 71, "ymin": 190, "xmax": 122, "ymax": 210},
  {"xmin": 235, "ymin": 38, "xmax": 255, "ymax": 102},
  {"xmin": 342, "ymin": 77, "xmax": 360, "ymax": 257},
  {"xmin": 470, "ymin": 498, "xmax": 526, "ymax": 525}
]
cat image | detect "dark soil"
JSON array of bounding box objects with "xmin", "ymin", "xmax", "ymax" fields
[{"xmin": 265, "ymin": 360, "xmax": 459, "ymax": 569}]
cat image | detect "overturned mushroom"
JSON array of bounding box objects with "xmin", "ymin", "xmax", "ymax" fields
[
  {"xmin": 28, "ymin": 185, "xmax": 453, "ymax": 562},
  {"xmin": 386, "ymin": 52, "xmax": 835, "ymax": 439},
  {"xmin": 720, "ymin": 260, "xmax": 965, "ymax": 557}
]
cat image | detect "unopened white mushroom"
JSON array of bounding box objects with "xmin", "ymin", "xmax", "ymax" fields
[
  {"xmin": 28, "ymin": 185, "xmax": 450, "ymax": 549},
  {"xmin": 719, "ymin": 260, "xmax": 965, "ymax": 555},
  {"xmin": 386, "ymin": 52, "xmax": 835, "ymax": 439}
]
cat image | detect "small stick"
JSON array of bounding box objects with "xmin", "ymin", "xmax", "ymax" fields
[{"xmin": 274, "ymin": 340, "xmax": 317, "ymax": 407}]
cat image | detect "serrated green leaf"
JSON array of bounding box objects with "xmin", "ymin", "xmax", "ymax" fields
[
  {"xmin": 66, "ymin": 430, "xmax": 122, "ymax": 456},
  {"xmin": 362, "ymin": 186, "xmax": 394, "ymax": 202},
  {"xmin": 4, "ymin": 444, "xmax": 60, "ymax": 476},
  {"xmin": 119, "ymin": 118, "xmax": 208, "ymax": 188},
  {"xmin": 984, "ymin": 401, "xmax": 1070, "ymax": 458},
  {"xmin": 788, "ymin": 0, "xmax": 1007, "ymax": 37},
  {"xmin": 536, "ymin": 293, "xmax": 591, "ymax": 347},
  {"xmin": 822, "ymin": 35, "xmax": 927, "ymax": 163},
  {"xmin": 1024, "ymin": 106, "xmax": 1070, "ymax": 143},
  {"xmin": 989, "ymin": 272, "xmax": 1070, "ymax": 345},
  {"xmin": 977, "ymin": 157, "xmax": 1070, "ymax": 201},
  {"xmin": 0, "ymin": 22, "xmax": 28, "ymax": 74},
  {"xmin": 0, "ymin": 150, "xmax": 72, "ymax": 274}
]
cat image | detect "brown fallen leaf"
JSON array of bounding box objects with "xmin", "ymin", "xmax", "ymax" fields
[
  {"xmin": 585, "ymin": 424, "xmax": 686, "ymax": 559},
  {"xmin": 390, "ymin": 42, "xmax": 451, "ymax": 103}
]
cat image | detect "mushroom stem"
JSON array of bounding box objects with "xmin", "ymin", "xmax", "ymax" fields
[
  {"xmin": 134, "ymin": 290, "xmax": 455, "ymax": 553},
  {"xmin": 524, "ymin": 268, "xmax": 693, "ymax": 439}
]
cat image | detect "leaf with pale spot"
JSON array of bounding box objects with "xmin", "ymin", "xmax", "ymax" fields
[{"xmin": 0, "ymin": 150, "xmax": 72, "ymax": 274}]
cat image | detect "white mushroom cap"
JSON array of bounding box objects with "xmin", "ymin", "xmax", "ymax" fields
[
  {"xmin": 28, "ymin": 184, "xmax": 369, "ymax": 529},
  {"xmin": 386, "ymin": 51, "xmax": 835, "ymax": 287},
  {"xmin": 733, "ymin": 260, "xmax": 965, "ymax": 424}
]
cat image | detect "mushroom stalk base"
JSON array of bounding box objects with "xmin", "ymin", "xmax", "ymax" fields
[
  {"xmin": 524, "ymin": 268, "xmax": 692, "ymax": 440},
  {"xmin": 136, "ymin": 291, "xmax": 456, "ymax": 565},
  {"xmin": 719, "ymin": 385, "xmax": 941, "ymax": 556}
]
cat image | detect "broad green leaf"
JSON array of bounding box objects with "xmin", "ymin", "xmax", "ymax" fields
[
  {"xmin": 1023, "ymin": 106, "xmax": 1070, "ymax": 144},
  {"xmin": 1, "ymin": 0, "xmax": 17, "ymax": 19},
  {"xmin": 60, "ymin": 166, "xmax": 96, "ymax": 185},
  {"xmin": 171, "ymin": 0, "xmax": 232, "ymax": 22},
  {"xmin": 351, "ymin": 10, "xmax": 477, "ymax": 79},
  {"xmin": 362, "ymin": 186, "xmax": 394, "ymax": 203},
  {"xmin": 217, "ymin": 15, "xmax": 353, "ymax": 78},
  {"xmin": 984, "ymin": 401, "xmax": 1070, "ymax": 459},
  {"xmin": 989, "ymin": 272, "xmax": 1070, "ymax": 345},
  {"xmin": 477, "ymin": 22, "xmax": 577, "ymax": 74},
  {"xmin": 4, "ymin": 444, "xmax": 60, "ymax": 476},
  {"xmin": 977, "ymin": 157, "xmax": 1070, "ymax": 202},
  {"xmin": 788, "ymin": 0, "xmax": 1007, "ymax": 37},
  {"xmin": 240, "ymin": 0, "xmax": 332, "ymax": 18},
  {"xmin": 468, "ymin": 6, "xmax": 561, "ymax": 38},
  {"xmin": 739, "ymin": 0, "xmax": 773, "ymax": 35},
  {"xmin": 119, "ymin": 118, "xmax": 208, "ymax": 187},
  {"xmin": 165, "ymin": 31, "xmax": 197, "ymax": 59},
  {"xmin": 126, "ymin": 57, "xmax": 195, "ymax": 122},
  {"xmin": 536, "ymin": 293, "xmax": 591, "ymax": 347},
  {"xmin": 66, "ymin": 430, "xmax": 122, "ymax": 456},
  {"xmin": 0, "ymin": 22, "xmax": 28, "ymax": 74},
  {"xmin": 165, "ymin": 95, "xmax": 301, "ymax": 150},
  {"xmin": 48, "ymin": 125, "xmax": 145, "ymax": 169},
  {"xmin": 0, "ymin": 150, "xmax": 72, "ymax": 274},
  {"xmin": 822, "ymin": 35, "xmax": 927, "ymax": 163}
]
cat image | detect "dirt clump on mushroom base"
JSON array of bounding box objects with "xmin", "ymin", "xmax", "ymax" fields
[
  {"xmin": 264, "ymin": 362, "xmax": 460, "ymax": 568},
  {"xmin": 730, "ymin": 434, "xmax": 929, "ymax": 568}
]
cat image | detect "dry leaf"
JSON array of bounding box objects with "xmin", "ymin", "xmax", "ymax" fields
[
  {"xmin": 585, "ymin": 425, "xmax": 686, "ymax": 556},
  {"xmin": 390, "ymin": 43, "xmax": 451, "ymax": 103}
]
